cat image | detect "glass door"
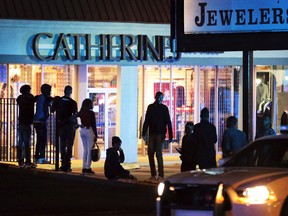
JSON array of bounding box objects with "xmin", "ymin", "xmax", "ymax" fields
[{"xmin": 88, "ymin": 89, "xmax": 117, "ymax": 153}]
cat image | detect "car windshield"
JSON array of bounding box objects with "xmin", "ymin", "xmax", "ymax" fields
[{"xmin": 223, "ymin": 138, "xmax": 288, "ymax": 168}]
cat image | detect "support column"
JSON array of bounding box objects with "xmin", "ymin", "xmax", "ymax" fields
[
  {"xmin": 243, "ymin": 51, "xmax": 255, "ymax": 142},
  {"xmin": 116, "ymin": 66, "xmax": 138, "ymax": 163},
  {"xmin": 76, "ymin": 65, "xmax": 88, "ymax": 159}
]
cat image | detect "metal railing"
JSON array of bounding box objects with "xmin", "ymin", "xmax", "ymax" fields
[{"xmin": 0, "ymin": 98, "xmax": 57, "ymax": 165}]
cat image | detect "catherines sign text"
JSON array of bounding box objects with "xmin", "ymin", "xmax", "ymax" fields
[{"xmin": 32, "ymin": 33, "xmax": 180, "ymax": 62}]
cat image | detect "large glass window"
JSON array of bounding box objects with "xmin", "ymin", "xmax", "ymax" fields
[
  {"xmin": 199, "ymin": 66, "xmax": 241, "ymax": 151},
  {"xmin": 88, "ymin": 66, "xmax": 117, "ymax": 88},
  {"xmin": 139, "ymin": 65, "xmax": 242, "ymax": 155},
  {"xmin": 255, "ymin": 65, "xmax": 288, "ymax": 135},
  {"xmin": 0, "ymin": 64, "xmax": 76, "ymax": 98},
  {"xmin": 0, "ymin": 64, "xmax": 78, "ymax": 163}
]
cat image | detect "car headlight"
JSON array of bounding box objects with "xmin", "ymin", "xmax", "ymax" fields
[
  {"xmin": 158, "ymin": 182, "xmax": 165, "ymax": 196},
  {"xmin": 237, "ymin": 185, "xmax": 277, "ymax": 204}
]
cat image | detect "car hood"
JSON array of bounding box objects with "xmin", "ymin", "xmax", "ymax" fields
[{"xmin": 166, "ymin": 167, "xmax": 288, "ymax": 188}]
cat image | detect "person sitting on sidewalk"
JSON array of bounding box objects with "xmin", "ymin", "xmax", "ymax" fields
[{"xmin": 104, "ymin": 136, "xmax": 136, "ymax": 181}]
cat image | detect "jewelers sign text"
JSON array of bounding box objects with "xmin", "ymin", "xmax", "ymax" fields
[{"xmin": 184, "ymin": 0, "xmax": 288, "ymax": 34}]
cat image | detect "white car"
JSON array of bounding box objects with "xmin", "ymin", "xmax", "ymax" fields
[{"xmin": 157, "ymin": 134, "xmax": 288, "ymax": 216}]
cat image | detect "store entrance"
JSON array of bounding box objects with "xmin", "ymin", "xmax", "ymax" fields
[{"xmin": 88, "ymin": 89, "xmax": 117, "ymax": 153}]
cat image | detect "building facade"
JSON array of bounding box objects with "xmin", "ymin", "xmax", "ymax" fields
[{"xmin": 0, "ymin": 1, "xmax": 287, "ymax": 164}]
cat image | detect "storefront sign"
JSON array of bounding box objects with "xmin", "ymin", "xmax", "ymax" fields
[
  {"xmin": 184, "ymin": 0, "xmax": 288, "ymax": 34},
  {"xmin": 32, "ymin": 33, "xmax": 181, "ymax": 62}
]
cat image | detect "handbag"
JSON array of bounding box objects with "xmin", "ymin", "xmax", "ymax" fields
[{"xmin": 91, "ymin": 142, "xmax": 101, "ymax": 162}]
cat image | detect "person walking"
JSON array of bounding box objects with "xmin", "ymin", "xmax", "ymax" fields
[
  {"xmin": 180, "ymin": 122, "xmax": 197, "ymax": 172},
  {"xmin": 104, "ymin": 136, "xmax": 136, "ymax": 181},
  {"xmin": 16, "ymin": 84, "xmax": 36, "ymax": 168},
  {"xmin": 221, "ymin": 116, "xmax": 247, "ymax": 158},
  {"xmin": 193, "ymin": 107, "xmax": 217, "ymax": 169},
  {"xmin": 51, "ymin": 85, "xmax": 78, "ymax": 172},
  {"xmin": 33, "ymin": 84, "xmax": 53, "ymax": 164},
  {"xmin": 78, "ymin": 98, "xmax": 98, "ymax": 174},
  {"xmin": 142, "ymin": 91, "xmax": 173, "ymax": 182}
]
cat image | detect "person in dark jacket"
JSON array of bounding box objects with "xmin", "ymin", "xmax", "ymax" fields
[
  {"xmin": 193, "ymin": 107, "xmax": 217, "ymax": 169},
  {"xmin": 104, "ymin": 136, "xmax": 136, "ymax": 180},
  {"xmin": 221, "ymin": 116, "xmax": 247, "ymax": 158},
  {"xmin": 142, "ymin": 91, "xmax": 173, "ymax": 182},
  {"xmin": 51, "ymin": 85, "xmax": 78, "ymax": 172},
  {"xmin": 180, "ymin": 122, "xmax": 197, "ymax": 172},
  {"xmin": 16, "ymin": 84, "xmax": 36, "ymax": 168},
  {"xmin": 255, "ymin": 114, "xmax": 276, "ymax": 139},
  {"xmin": 33, "ymin": 84, "xmax": 53, "ymax": 164}
]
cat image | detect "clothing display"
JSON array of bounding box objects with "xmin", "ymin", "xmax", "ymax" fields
[{"xmin": 256, "ymin": 83, "xmax": 269, "ymax": 106}]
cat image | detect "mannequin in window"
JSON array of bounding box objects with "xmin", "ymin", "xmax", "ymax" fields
[{"xmin": 256, "ymin": 76, "xmax": 269, "ymax": 111}]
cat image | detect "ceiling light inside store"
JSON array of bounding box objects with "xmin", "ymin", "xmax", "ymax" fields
[{"xmin": 145, "ymin": 66, "xmax": 151, "ymax": 71}]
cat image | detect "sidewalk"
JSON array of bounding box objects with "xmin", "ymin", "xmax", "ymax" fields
[
  {"xmin": 2, "ymin": 155, "xmax": 182, "ymax": 182},
  {"xmin": 0, "ymin": 154, "xmax": 222, "ymax": 216},
  {"xmin": 2, "ymin": 153, "xmax": 222, "ymax": 182}
]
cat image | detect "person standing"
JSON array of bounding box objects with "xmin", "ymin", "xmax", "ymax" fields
[
  {"xmin": 16, "ymin": 85, "xmax": 36, "ymax": 168},
  {"xmin": 193, "ymin": 107, "xmax": 217, "ymax": 169},
  {"xmin": 255, "ymin": 114, "xmax": 276, "ymax": 139},
  {"xmin": 221, "ymin": 116, "xmax": 247, "ymax": 158},
  {"xmin": 33, "ymin": 84, "xmax": 53, "ymax": 164},
  {"xmin": 142, "ymin": 91, "xmax": 173, "ymax": 182},
  {"xmin": 104, "ymin": 136, "xmax": 136, "ymax": 180},
  {"xmin": 78, "ymin": 98, "xmax": 98, "ymax": 174},
  {"xmin": 51, "ymin": 85, "xmax": 78, "ymax": 172},
  {"xmin": 180, "ymin": 122, "xmax": 197, "ymax": 172}
]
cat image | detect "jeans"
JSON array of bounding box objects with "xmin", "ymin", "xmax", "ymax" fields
[
  {"xmin": 80, "ymin": 127, "xmax": 94, "ymax": 169},
  {"xmin": 17, "ymin": 124, "xmax": 32, "ymax": 164},
  {"xmin": 59, "ymin": 124, "xmax": 76, "ymax": 169},
  {"xmin": 34, "ymin": 122, "xmax": 47, "ymax": 160},
  {"xmin": 148, "ymin": 134, "xmax": 165, "ymax": 177}
]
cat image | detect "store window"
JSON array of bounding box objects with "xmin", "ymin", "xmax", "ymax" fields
[
  {"xmin": 139, "ymin": 65, "xmax": 196, "ymax": 155},
  {"xmin": 0, "ymin": 64, "xmax": 77, "ymax": 163},
  {"xmin": 199, "ymin": 66, "xmax": 241, "ymax": 152},
  {"xmin": 88, "ymin": 66, "xmax": 117, "ymax": 88},
  {"xmin": 139, "ymin": 65, "xmax": 242, "ymax": 155},
  {"xmin": 0, "ymin": 64, "xmax": 76, "ymax": 98},
  {"xmin": 255, "ymin": 65, "xmax": 288, "ymax": 135}
]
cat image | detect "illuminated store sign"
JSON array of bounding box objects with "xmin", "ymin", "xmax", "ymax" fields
[
  {"xmin": 184, "ymin": 0, "xmax": 288, "ymax": 34},
  {"xmin": 32, "ymin": 33, "xmax": 180, "ymax": 62}
]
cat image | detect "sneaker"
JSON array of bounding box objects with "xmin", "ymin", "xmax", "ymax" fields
[
  {"xmin": 59, "ymin": 166, "xmax": 72, "ymax": 172},
  {"xmin": 82, "ymin": 169, "xmax": 87, "ymax": 174},
  {"xmin": 85, "ymin": 168, "xmax": 95, "ymax": 174},
  {"xmin": 157, "ymin": 176, "xmax": 165, "ymax": 182},
  {"xmin": 26, "ymin": 163, "xmax": 37, "ymax": 169},
  {"xmin": 20, "ymin": 162, "xmax": 26, "ymax": 168},
  {"xmin": 145, "ymin": 176, "xmax": 158, "ymax": 183}
]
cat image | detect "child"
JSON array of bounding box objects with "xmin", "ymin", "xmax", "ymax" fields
[{"xmin": 104, "ymin": 136, "xmax": 136, "ymax": 180}]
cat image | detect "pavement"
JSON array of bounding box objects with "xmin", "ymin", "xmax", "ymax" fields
[
  {"xmin": 0, "ymin": 154, "xmax": 222, "ymax": 215},
  {"xmin": 0, "ymin": 155, "xmax": 182, "ymax": 216},
  {"xmin": 1, "ymin": 155, "xmax": 182, "ymax": 181}
]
